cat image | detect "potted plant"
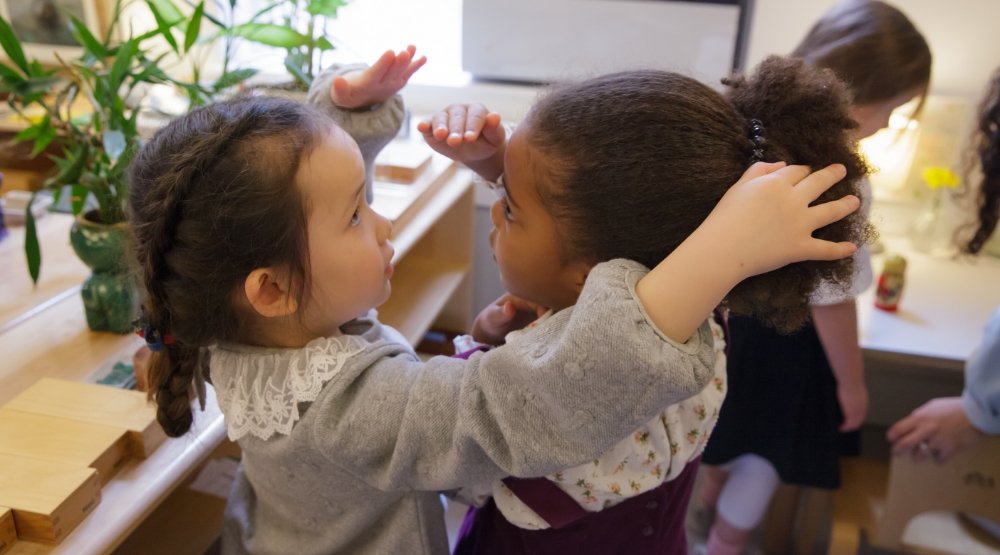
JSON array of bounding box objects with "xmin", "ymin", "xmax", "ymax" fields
[
  {"xmin": 224, "ymin": 0, "xmax": 345, "ymax": 90},
  {"xmin": 0, "ymin": 0, "xmax": 220, "ymax": 332}
]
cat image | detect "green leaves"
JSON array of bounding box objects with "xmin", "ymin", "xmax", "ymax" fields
[
  {"xmin": 229, "ymin": 23, "xmax": 311, "ymax": 48},
  {"xmin": 306, "ymin": 0, "xmax": 346, "ymax": 18},
  {"xmin": 24, "ymin": 192, "xmax": 41, "ymax": 285},
  {"xmin": 185, "ymin": 2, "xmax": 205, "ymax": 52},
  {"xmin": 0, "ymin": 16, "xmax": 28, "ymax": 74}
]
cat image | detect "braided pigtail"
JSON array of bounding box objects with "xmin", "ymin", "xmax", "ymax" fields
[
  {"xmin": 128, "ymin": 96, "xmax": 327, "ymax": 437},
  {"xmin": 961, "ymin": 67, "xmax": 1000, "ymax": 254},
  {"xmin": 722, "ymin": 55, "xmax": 875, "ymax": 332}
]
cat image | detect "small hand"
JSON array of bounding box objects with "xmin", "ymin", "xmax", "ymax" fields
[
  {"xmin": 886, "ymin": 397, "xmax": 985, "ymax": 463},
  {"xmin": 837, "ymin": 381, "xmax": 868, "ymax": 431},
  {"xmin": 330, "ymin": 45, "xmax": 426, "ymax": 110},
  {"xmin": 418, "ymin": 103, "xmax": 506, "ymax": 181},
  {"xmin": 704, "ymin": 162, "xmax": 860, "ymax": 279},
  {"xmin": 471, "ymin": 293, "xmax": 547, "ymax": 345}
]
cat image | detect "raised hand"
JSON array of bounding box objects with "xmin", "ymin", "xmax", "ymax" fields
[
  {"xmin": 330, "ymin": 45, "xmax": 426, "ymax": 110},
  {"xmin": 418, "ymin": 103, "xmax": 506, "ymax": 181}
]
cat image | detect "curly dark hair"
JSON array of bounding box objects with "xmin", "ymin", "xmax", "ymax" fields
[
  {"xmin": 960, "ymin": 67, "xmax": 1000, "ymax": 254},
  {"xmin": 523, "ymin": 56, "xmax": 874, "ymax": 333},
  {"xmin": 128, "ymin": 96, "xmax": 328, "ymax": 437}
]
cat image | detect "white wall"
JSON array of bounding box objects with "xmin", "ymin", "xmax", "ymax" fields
[{"xmin": 746, "ymin": 0, "xmax": 1000, "ymax": 105}]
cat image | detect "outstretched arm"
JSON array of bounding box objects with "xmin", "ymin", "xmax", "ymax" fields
[{"xmin": 637, "ymin": 163, "xmax": 860, "ymax": 342}]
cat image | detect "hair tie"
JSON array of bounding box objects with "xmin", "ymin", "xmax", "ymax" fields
[
  {"xmin": 137, "ymin": 324, "xmax": 176, "ymax": 352},
  {"xmin": 748, "ymin": 118, "xmax": 767, "ymax": 162}
]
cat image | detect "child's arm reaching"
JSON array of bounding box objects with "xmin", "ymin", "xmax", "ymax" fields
[
  {"xmin": 307, "ymin": 46, "xmax": 425, "ymax": 202},
  {"xmin": 328, "ymin": 45, "xmax": 426, "ymax": 110},
  {"xmin": 636, "ymin": 162, "xmax": 859, "ymax": 342}
]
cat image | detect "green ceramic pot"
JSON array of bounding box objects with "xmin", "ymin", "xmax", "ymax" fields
[{"xmin": 69, "ymin": 211, "xmax": 137, "ymax": 334}]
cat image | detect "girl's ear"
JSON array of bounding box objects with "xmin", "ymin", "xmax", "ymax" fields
[{"xmin": 243, "ymin": 267, "xmax": 299, "ymax": 318}]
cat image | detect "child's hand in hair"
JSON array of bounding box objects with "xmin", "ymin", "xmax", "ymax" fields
[
  {"xmin": 708, "ymin": 162, "xmax": 860, "ymax": 277},
  {"xmin": 330, "ymin": 45, "xmax": 426, "ymax": 110},
  {"xmin": 418, "ymin": 103, "xmax": 506, "ymax": 182},
  {"xmin": 470, "ymin": 293, "xmax": 547, "ymax": 346}
]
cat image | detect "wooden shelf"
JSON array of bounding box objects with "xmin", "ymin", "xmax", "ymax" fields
[{"xmin": 379, "ymin": 258, "xmax": 470, "ymax": 346}]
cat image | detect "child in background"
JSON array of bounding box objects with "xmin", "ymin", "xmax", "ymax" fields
[
  {"xmin": 128, "ymin": 44, "xmax": 860, "ymax": 554},
  {"xmin": 418, "ymin": 55, "xmax": 871, "ymax": 554},
  {"xmin": 697, "ymin": 2, "xmax": 932, "ymax": 553},
  {"xmin": 887, "ymin": 66, "xmax": 1000, "ymax": 462}
]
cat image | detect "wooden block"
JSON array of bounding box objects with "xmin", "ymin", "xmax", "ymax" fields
[
  {"xmin": 0, "ymin": 408, "xmax": 129, "ymax": 486},
  {"xmin": 0, "ymin": 453, "xmax": 100, "ymax": 544},
  {"xmin": 0, "ymin": 507, "xmax": 16, "ymax": 554},
  {"xmin": 5, "ymin": 378, "xmax": 165, "ymax": 458},
  {"xmin": 375, "ymin": 140, "xmax": 432, "ymax": 183}
]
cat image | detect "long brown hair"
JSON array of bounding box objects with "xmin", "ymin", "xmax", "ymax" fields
[
  {"xmin": 129, "ymin": 96, "xmax": 328, "ymax": 436},
  {"xmin": 523, "ymin": 56, "xmax": 873, "ymax": 333},
  {"xmin": 792, "ymin": 0, "xmax": 931, "ymax": 108}
]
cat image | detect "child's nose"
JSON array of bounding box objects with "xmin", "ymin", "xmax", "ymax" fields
[{"xmin": 376, "ymin": 212, "xmax": 393, "ymax": 244}]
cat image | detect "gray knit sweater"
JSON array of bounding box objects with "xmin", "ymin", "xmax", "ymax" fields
[{"xmin": 215, "ymin": 262, "xmax": 715, "ymax": 554}]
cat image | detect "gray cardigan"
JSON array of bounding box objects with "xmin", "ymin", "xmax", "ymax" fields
[{"xmin": 215, "ymin": 262, "xmax": 715, "ymax": 555}]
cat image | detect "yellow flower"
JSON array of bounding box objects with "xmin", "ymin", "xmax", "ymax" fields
[{"xmin": 922, "ymin": 167, "xmax": 960, "ymax": 189}]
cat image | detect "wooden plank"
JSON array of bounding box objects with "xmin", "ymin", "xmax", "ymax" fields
[
  {"xmin": 0, "ymin": 409, "xmax": 129, "ymax": 486},
  {"xmin": 0, "ymin": 453, "xmax": 100, "ymax": 544},
  {"xmin": 5, "ymin": 379, "xmax": 165, "ymax": 459},
  {"xmin": 0, "ymin": 507, "xmax": 16, "ymax": 554},
  {"xmin": 374, "ymin": 140, "xmax": 432, "ymax": 183}
]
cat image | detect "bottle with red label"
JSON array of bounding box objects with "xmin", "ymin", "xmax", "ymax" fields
[{"xmin": 875, "ymin": 254, "xmax": 907, "ymax": 311}]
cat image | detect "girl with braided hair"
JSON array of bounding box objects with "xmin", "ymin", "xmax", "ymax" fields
[
  {"xmin": 418, "ymin": 55, "xmax": 872, "ymax": 554},
  {"xmin": 128, "ymin": 45, "xmax": 861, "ymax": 554}
]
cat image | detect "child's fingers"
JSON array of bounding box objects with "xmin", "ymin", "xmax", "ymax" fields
[
  {"xmin": 402, "ymin": 55, "xmax": 427, "ymax": 81},
  {"xmin": 446, "ymin": 105, "xmax": 469, "ymax": 147},
  {"xmin": 734, "ymin": 161, "xmax": 788, "ymax": 186},
  {"xmin": 481, "ymin": 113, "xmax": 505, "ymax": 146},
  {"xmin": 462, "ymin": 104, "xmax": 490, "ymax": 140},
  {"xmin": 369, "ymin": 49, "xmax": 397, "ymax": 82},
  {"xmin": 386, "ymin": 47, "xmax": 413, "ymax": 81},
  {"xmin": 429, "ymin": 111, "xmax": 451, "ymax": 141},
  {"xmin": 808, "ymin": 194, "xmax": 860, "ymax": 231},
  {"xmin": 803, "ymin": 238, "xmax": 857, "ymax": 261},
  {"xmin": 793, "ymin": 164, "xmax": 848, "ymax": 202}
]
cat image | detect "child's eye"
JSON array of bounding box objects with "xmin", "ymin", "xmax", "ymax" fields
[
  {"xmin": 501, "ymin": 198, "xmax": 514, "ymax": 221},
  {"xmin": 350, "ymin": 208, "xmax": 361, "ymax": 226}
]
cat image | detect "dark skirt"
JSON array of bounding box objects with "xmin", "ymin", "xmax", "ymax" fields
[
  {"xmin": 453, "ymin": 458, "xmax": 700, "ymax": 555},
  {"xmin": 701, "ymin": 315, "xmax": 858, "ymax": 489}
]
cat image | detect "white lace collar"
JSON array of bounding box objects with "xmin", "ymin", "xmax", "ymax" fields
[{"xmin": 209, "ymin": 335, "xmax": 367, "ymax": 441}]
